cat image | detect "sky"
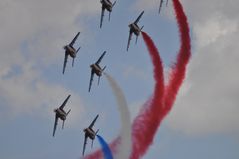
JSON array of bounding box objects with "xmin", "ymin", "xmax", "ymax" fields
[{"xmin": 0, "ymin": 0, "xmax": 239, "ymax": 159}]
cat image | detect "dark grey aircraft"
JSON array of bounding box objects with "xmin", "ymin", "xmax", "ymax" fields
[
  {"xmin": 63, "ymin": 32, "xmax": 81, "ymax": 74},
  {"xmin": 100, "ymin": 0, "xmax": 116, "ymax": 28},
  {"xmin": 159, "ymin": 0, "xmax": 169, "ymax": 14},
  {"xmin": 127, "ymin": 11, "xmax": 144, "ymax": 51},
  {"xmin": 52, "ymin": 95, "xmax": 71, "ymax": 137},
  {"xmin": 82, "ymin": 114, "xmax": 99, "ymax": 156},
  {"xmin": 88, "ymin": 51, "xmax": 107, "ymax": 92}
]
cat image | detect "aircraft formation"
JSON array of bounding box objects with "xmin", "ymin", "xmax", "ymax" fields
[{"xmin": 51, "ymin": 0, "xmax": 169, "ymax": 157}]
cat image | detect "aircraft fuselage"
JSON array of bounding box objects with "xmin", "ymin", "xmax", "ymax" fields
[
  {"xmin": 102, "ymin": 0, "xmax": 113, "ymax": 12},
  {"xmin": 84, "ymin": 128, "xmax": 96, "ymax": 140},
  {"xmin": 64, "ymin": 45, "xmax": 76, "ymax": 58},
  {"xmin": 54, "ymin": 108, "xmax": 67, "ymax": 120},
  {"xmin": 129, "ymin": 23, "xmax": 141, "ymax": 36},
  {"xmin": 90, "ymin": 64, "xmax": 103, "ymax": 76}
]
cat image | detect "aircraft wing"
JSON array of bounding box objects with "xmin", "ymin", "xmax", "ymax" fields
[
  {"xmin": 112, "ymin": 1, "xmax": 116, "ymax": 7},
  {"xmin": 70, "ymin": 32, "xmax": 80, "ymax": 46},
  {"xmin": 127, "ymin": 30, "xmax": 133, "ymax": 51},
  {"xmin": 134, "ymin": 11, "xmax": 144, "ymax": 24},
  {"xmin": 96, "ymin": 51, "xmax": 106, "ymax": 65},
  {"xmin": 53, "ymin": 114, "xmax": 59, "ymax": 137},
  {"xmin": 82, "ymin": 134, "xmax": 88, "ymax": 156},
  {"xmin": 63, "ymin": 52, "xmax": 68, "ymax": 74},
  {"xmin": 159, "ymin": 0, "xmax": 163, "ymax": 14},
  {"xmin": 59, "ymin": 95, "xmax": 71, "ymax": 110},
  {"xmin": 89, "ymin": 114, "xmax": 99, "ymax": 129},
  {"xmin": 100, "ymin": 7, "xmax": 105, "ymax": 28},
  {"xmin": 88, "ymin": 70, "xmax": 94, "ymax": 92}
]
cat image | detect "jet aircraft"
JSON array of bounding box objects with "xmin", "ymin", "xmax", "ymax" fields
[
  {"xmin": 159, "ymin": 0, "xmax": 169, "ymax": 14},
  {"xmin": 127, "ymin": 11, "xmax": 144, "ymax": 51},
  {"xmin": 52, "ymin": 95, "xmax": 71, "ymax": 137},
  {"xmin": 88, "ymin": 51, "xmax": 107, "ymax": 92},
  {"xmin": 63, "ymin": 32, "xmax": 81, "ymax": 74},
  {"xmin": 82, "ymin": 114, "xmax": 99, "ymax": 156},
  {"xmin": 100, "ymin": 0, "xmax": 116, "ymax": 28}
]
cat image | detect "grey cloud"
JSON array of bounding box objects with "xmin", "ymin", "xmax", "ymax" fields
[
  {"xmin": 133, "ymin": 0, "xmax": 239, "ymax": 136},
  {"xmin": 166, "ymin": 0, "xmax": 239, "ymax": 136},
  {"xmin": 0, "ymin": 0, "xmax": 95, "ymax": 121}
]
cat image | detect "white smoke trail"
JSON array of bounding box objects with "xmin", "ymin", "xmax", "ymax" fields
[{"xmin": 104, "ymin": 73, "xmax": 132, "ymax": 159}]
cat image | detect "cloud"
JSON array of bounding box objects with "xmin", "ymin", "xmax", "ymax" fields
[
  {"xmin": 0, "ymin": 60, "xmax": 85, "ymax": 125},
  {"xmin": 133, "ymin": 0, "xmax": 158, "ymax": 12},
  {"xmin": 132, "ymin": 0, "xmax": 239, "ymax": 136},
  {"xmin": 0, "ymin": 0, "xmax": 98, "ymax": 122},
  {"xmin": 165, "ymin": 0, "xmax": 239, "ymax": 136},
  {"xmin": 123, "ymin": 65, "xmax": 151, "ymax": 81},
  {"xmin": 194, "ymin": 14, "xmax": 238, "ymax": 48}
]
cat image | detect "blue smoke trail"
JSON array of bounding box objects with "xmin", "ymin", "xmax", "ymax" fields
[{"xmin": 96, "ymin": 135, "xmax": 113, "ymax": 159}]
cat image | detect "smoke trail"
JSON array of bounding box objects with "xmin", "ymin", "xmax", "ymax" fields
[
  {"xmin": 97, "ymin": 135, "xmax": 113, "ymax": 159},
  {"xmin": 84, "ymin": 32, "xmax": 164, "ymax": 159},
  {"xmin": 83, "ymin": 139, "xmax": 119, "ymax": 159},
  {"xmin": 129, "ymin": 0, "xmax": 191, "ymax": 158},
  {"xmin": 104, "ymin": 73, "xmax": 132, "ymax": 159},
  {"xmin": 163, "ymin": 0, "xmax": 191, "ymax": 117},
  {"xmin": 84, "ymin": 0, "xmax": 191, "ymax": 158},
  {"xmin": 128, "ymin": 31, "xmax": 164, "ymax": 159},
  {"xmin": 84, "ymin": 73, "xmax": 132, "ymax": 159},
  {"xmin": 129, "ymin": 1, "xmax": 191, "ymax": 158}
]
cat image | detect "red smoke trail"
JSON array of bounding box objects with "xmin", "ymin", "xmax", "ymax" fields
[
  {"xmin": 84, "ymin": 0, "xmax": 191, "ymax": 158},
  {"xmin": 129, "ymin": 31, "xmax": 164, "ymax": 159},
  {"xmin": 130, "ymin": 0, "xmax": 191, "ymax": 158},
  {"xmin": 84, "ymin": 32, "xmax": 165, "ymax": 159},
  {"xmin": 163, "ymin": 0, "xmax": 191, "ymax": 116}
]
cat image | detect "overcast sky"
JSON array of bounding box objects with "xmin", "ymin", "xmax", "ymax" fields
[{"xmin": 0, "ymin": 0, "xmax": 238, "ymax": 159}]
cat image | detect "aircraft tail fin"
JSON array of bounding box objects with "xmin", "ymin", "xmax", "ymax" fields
[
  {"xmin": 135, "ymin": 36, "xmax": 138, "ymax": 44},
  {"xmin": 76, "ymin": 46, "xmax": 81, "ymax": 53},
  {"xmin": 140, "ymin": 25, "xmax": 144, "ymax": 31},
  {"xmin": 102, "ymin": 66, "xmax": 106, "ymax": 72},
  {"xmin": 91, "ymin": 139, "xmax": 94, "ymax": 148},
  {"xmin": 96, "ymin": 129, "xmax": 99, "ymax": 135},
  {"xmin": 98, "ymin": 76, "xmax": 101, "ymax": 86},
  {"xmin": 135, "ymin": 26, "xmax": 144, "ymax": 44},
  {"xmin": 62, "ymin": 120, "xmax": 65, "ymax": 129},
  {"xmin": 72, "ymin": 58, "xmax": 75, "ymax": 67},
  {"xmin": 113, "ymin": 1, "xmax": 116, "ymax": 7},
  {"xmin": 67, "ymin": 109, "xmax": 71, "ymax": 116}
]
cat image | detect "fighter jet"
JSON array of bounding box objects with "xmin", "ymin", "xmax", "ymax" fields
[
  {"xmin": 100, "ymin": 0, "xmax": 116, "ymax": 28},
  {"xmin": 88, "ymin": 51, "xmax": 107, "ymax": 92},
  {"xmin": 52, "ymin": 95, "xmax": 71, "ymax": 137},
  {"xmin": 82, "ymin": 114, "xmax": 99, "ymax": 156},
  {"xmin": 159, "ymin": 0, "xmax": 169, "ymax": 14},
  {"xmin": 127, "ymin": 11, "xmax": 144, "ymax": 51},
  {"xmin": 63, "ymin": 32, "xmax": 81, "ymax": 74}
]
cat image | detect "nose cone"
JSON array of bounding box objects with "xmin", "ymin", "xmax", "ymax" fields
[
  {"xmin": 54, "ymin": 109, "xmax": 57, "ymax": 113},
  {"xmin": 83, "ymin": 129, "xmax": 87, "ymax": 133}
]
